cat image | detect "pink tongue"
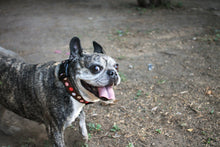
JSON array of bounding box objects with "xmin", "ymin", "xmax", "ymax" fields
[{"xmin": 98, "ymin": 86, "xmax": 115, "ymax": 100}]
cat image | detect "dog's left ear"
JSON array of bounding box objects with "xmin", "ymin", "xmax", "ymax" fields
[
  {"xmin": 93, "ymin": 41, "xmax": 105, "ymax": 54},
  {"xmin": 69, "ymin": 37, "xmax": 83, "ymax": 61}
]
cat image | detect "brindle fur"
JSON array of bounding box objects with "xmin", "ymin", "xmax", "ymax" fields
[{"xmin": 0, "ymin": 37, "xmax": 120, "ymax": 146}]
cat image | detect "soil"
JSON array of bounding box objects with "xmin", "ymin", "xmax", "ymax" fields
[{"xmin": 0, "ymin": 0, "xmax": 219, "ymax": 146}]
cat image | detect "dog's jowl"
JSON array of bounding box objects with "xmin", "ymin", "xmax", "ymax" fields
[{"xmin": 0, "ymin": 37, "xmax": 120, "ymax": 147}]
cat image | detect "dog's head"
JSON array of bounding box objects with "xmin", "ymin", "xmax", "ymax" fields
[{"xmin": 67, "ymin": 37, "xmax": 120, "ymax": 103}]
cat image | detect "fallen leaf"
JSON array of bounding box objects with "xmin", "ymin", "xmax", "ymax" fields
[
  {"xmin": 180, "ymin": 91, "xmax": 188, "ymax": 94},
  {"xmin": 112, "ymin": 133, "xmax": 121, "ymax": 138},
  {"xmin": 180, "ymin": 123, "xmax": 187, "ymax": 127},
  {"xmin": 151, "ymin": 106, "xmax": 158, "ymax": 112},
  {"xmin": 206, "ymin": 90, "xmax": 212, "ymax": 95},
  {"xmin": 205, "ymin": 87, "xmax": 212, "ymax": 95},
  {"xmin": 187, "ymin": 128, "xmax": 193, "ymax": 132},
  {"xmin": 54, "ymin": 50, "xmax": 62, "ymax": 54}
]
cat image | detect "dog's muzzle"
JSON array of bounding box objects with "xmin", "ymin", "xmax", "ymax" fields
[{"xmin": 107, "ymin": 69, "xmax": 119, "ymax": 86}]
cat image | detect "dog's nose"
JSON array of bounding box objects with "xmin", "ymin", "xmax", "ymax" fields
[
  {"xmin": 107, "ymin": 69, "xmax": 118, "ymax": 85},
  {"xmin": 107, "ymin": 69, "xmax": 116, "ymax": 78}
]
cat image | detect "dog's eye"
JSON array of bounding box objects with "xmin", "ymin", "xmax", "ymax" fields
[
  {"xmin": 90, "ymin": 65, "xmax": 103, "ymax": 74},
  {"xmin": 114, "ymin": 64, "xmax": 119, "ymax": 71}
]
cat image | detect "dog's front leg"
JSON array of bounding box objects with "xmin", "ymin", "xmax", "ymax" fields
[
  {"xmin": 78, "ymin": 110, "xmax": 88, "ymax": 143},
  {"xmin": 46, "ymin": 125, "xmax": 65, "ymax": 147},
  {"xmin": 0, "ymin": 105, "xmax": 6, "ymax": 133}
]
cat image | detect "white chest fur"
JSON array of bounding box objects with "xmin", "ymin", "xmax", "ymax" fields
[{"xmin": 64, "ymin": 96, "xmax": 85, "ymax": 129}]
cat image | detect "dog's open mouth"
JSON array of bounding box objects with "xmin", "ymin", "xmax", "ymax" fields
[{"xmin": 81, "ymin": 80, "xmax": 115, "ymax": 101}]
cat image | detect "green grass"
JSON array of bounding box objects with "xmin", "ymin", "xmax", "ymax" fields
[
  {"xmin": 214, "ymin": 29, "xmax": 220, "ymax": 41},
  {"xmin": 157, "ymin": 79, "xmax": 166, "ymax": 84},
  {"xmin": 201, "ymin": 130, "xmax": 215, "ymax": 144},
  {"xmin": 126, "ymin": 143, "xmax": 134, "ymax": 147},
  {"xmin": 155, "ymin": 129, "xmax": 162, "ymax": 134},
  {"xmin": 134, "ymin": 90, "xmax": 142, "ymax": 100},
  {"xmin": 136, "ymin": 7, "xmax": 147, "ymax": 15},
  {"xmin": 119, "ymin": 72, "xmax": 127, "ymax": 82},
  {"xmin": 110, "ymin": 124, "xmax": 120, "ymax": 132},
  {"xmin": 201, "ymin": 131, "xmax": 206, "ymax": 135},
  {"xmin": 116, "ymin": 29, "xmax": 129, "ymax": 37},
  {"xmin": 136, "ymin": 90, "xmax": 142, "ymax": 97},
  {"xmin": 117, "ymin": 55, "xmax": 126, "ymax": 60},
  {"xmin": 175, "ymin": 1, "xmax": 183, "ymax": 8},
  {"xmin": 145, "ymin": 93, "xmax": 149, "ymax": 97},
  {"xmin": 196, "ymin": 29, "xmax": 220, "ymax": 43},
  {"xmin": 88, "ymin": 133, "xmax": 92, "ymax": 140},
  {"xmin": 206, "ymin": 137, "xmax": 211, "ymax": 144},
  {"xmin": 164, "ymin": 1, "xmax": 184, "ymax": 9},
  {"xmin": 82, "ymin": 144, "xmax": 89, "ymax": 147},
  {"xmin": 88, "ymin": 123, "xmax": 102, "ymax": 132}
]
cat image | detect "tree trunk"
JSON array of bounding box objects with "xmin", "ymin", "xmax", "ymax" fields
[
  {"xmin": 137, "ymin": 0, "xmax": 171, "ymax": 7},
  {"xmin": 137, "ymin": 0, "xmax": 147, "ymax": 7}
]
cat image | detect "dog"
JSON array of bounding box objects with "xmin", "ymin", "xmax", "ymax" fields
[{"xmin": 0, "ymin": 37, "xmax": 120, "ymax": 146}]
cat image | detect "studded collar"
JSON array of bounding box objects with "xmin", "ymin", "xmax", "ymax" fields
[{"xmin": 58, "ymin": 60, "xmax": 93, "ymax": 105}]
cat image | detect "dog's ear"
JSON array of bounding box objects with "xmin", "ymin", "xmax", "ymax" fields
[
  {"xmin": 69, "ymin": 37, "xmax": 83, "ymax": 61},
  {"xmin": 93, "ymin": 41, "xmax": 105, "ymax": 54}
]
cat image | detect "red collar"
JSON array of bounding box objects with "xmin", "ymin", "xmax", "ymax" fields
[{"xmin": 58, "ymin": 60, "xmax": 93, "ymax": 105}]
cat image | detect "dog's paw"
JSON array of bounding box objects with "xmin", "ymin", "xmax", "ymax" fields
[{"xmin": 83, "ymin": 135, "xmax": 89, "ymax": 143}]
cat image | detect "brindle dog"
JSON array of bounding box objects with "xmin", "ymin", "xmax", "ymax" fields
[{"xmin": 0, "ymin": 37, "xmax": 120, "ymax": 146}]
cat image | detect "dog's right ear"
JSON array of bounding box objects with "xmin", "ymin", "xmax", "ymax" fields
[
  {"xmin": 93, "ymin": 41, "xmax": 105, "ymax": 54},
  {"xmin": 69, "ymin": 37, "xmax": 83, "ymax": 61}
]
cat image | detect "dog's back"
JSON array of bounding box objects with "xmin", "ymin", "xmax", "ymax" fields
[
  {"xmin": 0, "ymin": 47, "xmax": 46, "ymax": 123},
  {"xmin": 0, "ymin": 46, "xmax": 25, "ymax": 61}
]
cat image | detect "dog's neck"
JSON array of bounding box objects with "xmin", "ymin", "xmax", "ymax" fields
[{"xmin": 58, "ymin": 60, "xmax": 93, "ymax": 105}]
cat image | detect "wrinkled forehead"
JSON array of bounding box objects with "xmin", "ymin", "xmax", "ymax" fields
[{"xmin": 83, "ymin": 53, "xmax": 116, "ymax": 67}]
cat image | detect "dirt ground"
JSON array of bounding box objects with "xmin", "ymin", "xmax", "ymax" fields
[{"xmin": 0, "ymin": 0, "xmax": 219, "ymax": 146}]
